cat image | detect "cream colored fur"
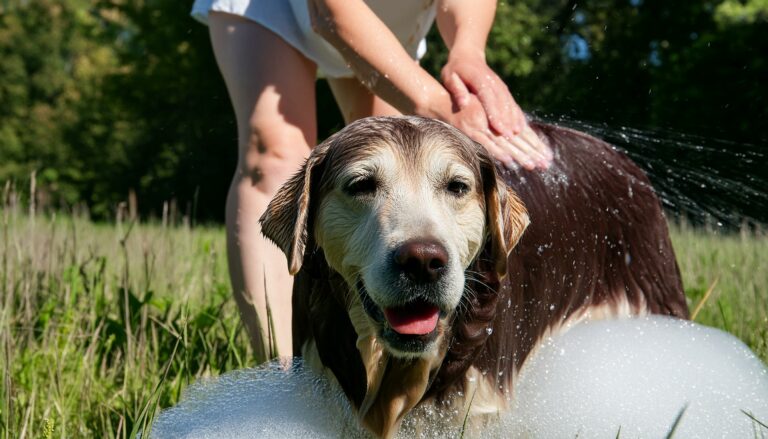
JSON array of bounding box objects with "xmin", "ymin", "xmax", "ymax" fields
[{"xmin": 314, "ymin": 140, "xmax": 487, "ymax": 358}]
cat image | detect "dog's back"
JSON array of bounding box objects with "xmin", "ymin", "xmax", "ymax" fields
[
  {"xmin": 422, "ymin": 123, "xmax": 687, "ymax": 397},
  {"xmin": 509, "ymin": 124, "xmax": 686, "ymax": 318}
]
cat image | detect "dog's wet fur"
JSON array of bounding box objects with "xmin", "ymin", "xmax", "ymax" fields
[{"xmin": 261, "ymin": 116, "xmax": 687, "ymax": 437}]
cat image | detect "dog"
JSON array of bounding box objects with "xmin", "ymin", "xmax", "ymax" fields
[{"xmin": 260, "ymin": 116, "xmax": 688, "ymax": 437}]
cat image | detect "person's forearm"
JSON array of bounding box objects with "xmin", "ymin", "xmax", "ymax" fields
[
  {"xmin": 436, "ymin": 0, "xmax": 496, "ymax": 57},
  {"xmin": 308, "ymin": 0, "xmax": 452, "ymax": 120}
]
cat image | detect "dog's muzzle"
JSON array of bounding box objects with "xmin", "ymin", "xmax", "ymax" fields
[{"xmin": 356, "ymin": 239, "xmax": 454, "ymax": 354}]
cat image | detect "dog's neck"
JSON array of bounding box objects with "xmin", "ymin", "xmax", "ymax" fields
[
  {"xmin": 296, "ymin": 248, "xmax": 502, "ymax": 437},
  {"xmin": 345, "ymin": 294, "xmax": 448, "ymax": 437}
]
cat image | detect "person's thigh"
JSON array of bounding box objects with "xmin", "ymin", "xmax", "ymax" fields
[
  {"xmin": 209, "ymin": 11, "xmax": 317, "ymax": 189},
  {"xmin": 209, "ymin": 12, "xmax": 317, "ymax": 359},
  {"xmin": 327, "ymin": 77, "xmax": 401, "ymax": 124}
]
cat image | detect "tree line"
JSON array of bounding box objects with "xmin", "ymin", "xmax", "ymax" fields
[{"xmin": 1, "ymin": 0, "xmax": 765, "ymax": 223}]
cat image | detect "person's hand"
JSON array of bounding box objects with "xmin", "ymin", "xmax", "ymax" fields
[
  {"xmin": 441, "ymin": 50, "xmax": 552, "ymax": 169},
  {"xmin": 444, "ymin": 94, "xmax": 548, "ymax": 171}
]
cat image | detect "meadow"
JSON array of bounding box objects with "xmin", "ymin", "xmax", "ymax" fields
[{"xmin": 0, "ymin": 204, "xmax": 765, "ymax": 438}]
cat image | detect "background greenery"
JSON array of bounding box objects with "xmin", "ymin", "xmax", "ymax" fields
[{"xmin": 0, "ymin": 0, "xmax": 766, "ymax": 223}]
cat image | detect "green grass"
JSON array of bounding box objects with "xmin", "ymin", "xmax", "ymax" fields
[
  {"xmin": 671, "ymin": 222, "xmax": 768, "ymax": 361},
  {"xmin": 0, "ymin": 210, "xmax": 253, "ymax": 438},
  {"xmin": 0, "ymin": 208, "xmax": 765, "ymax": 438}
]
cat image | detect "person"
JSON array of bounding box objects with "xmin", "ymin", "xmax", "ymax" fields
[{"xmin": 190, "ymin": 0, "xmax": 552, "ymax": 360}]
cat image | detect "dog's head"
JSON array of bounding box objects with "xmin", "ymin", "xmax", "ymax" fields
[{"xmin": 261, "ymin": 116, "xmax": 528, "ymax": 359}]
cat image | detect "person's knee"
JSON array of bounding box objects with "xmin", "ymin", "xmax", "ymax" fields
[{"xmin": 238, "ymin": 115, "xmax": 313, "ymax": 190}]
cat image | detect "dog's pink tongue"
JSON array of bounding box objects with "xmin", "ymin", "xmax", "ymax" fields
[{"xmin": 383, "ymin": 303, "xmax": 439, "ymax": 335}]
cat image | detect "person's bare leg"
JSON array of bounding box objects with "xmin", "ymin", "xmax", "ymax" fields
[
  {"xmin": 327, "ymin": 77, "xmax": 401, "ymax": 123},
  {"xmin": 209, "ymin": 12, "xmax": 316, "ymax": 360}
]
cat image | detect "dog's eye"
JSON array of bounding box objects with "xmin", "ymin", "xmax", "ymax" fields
[
  {"xmin": 447, "ymin": 180, "xmax": 470, "ymax": 196},
  {"xmin": 344, "ymin": 177, "xmax": 377, "ymax": 197}
]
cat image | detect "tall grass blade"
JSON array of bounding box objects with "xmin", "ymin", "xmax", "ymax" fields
[
  {"xmin": 742, "ymin": 409, "xmax": 768, "ymax": 432},
  {"xmin": 263, "ymin": 265, "xmax": 278, "ymax": 361},
  {"xmin": 459, "ymin": 387, "xmax": 477, "ymax": 438},
  {"xmin": 664, "ymin": 404, "xmax": 688, "ymax": 439},
  {"xmin": 130, "ymin": 336, "xmax": 181, "ymax": 439},
  {"xmin": 691, "ymin": 276, "xmax": 719, "ymax": 321}
]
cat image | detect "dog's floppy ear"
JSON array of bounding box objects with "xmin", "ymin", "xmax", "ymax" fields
[
  {"xmin": 480, "ymin": 156, "xmax": 530, "ymax": 278},
  {"xmin": 260, "ymin": 140, "xmax": 332, "ymax": 275}
]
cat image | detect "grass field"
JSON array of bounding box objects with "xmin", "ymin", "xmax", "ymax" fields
[{"xmin": 0, "ymin": 208, "xmax": 766, "ymax": 438}]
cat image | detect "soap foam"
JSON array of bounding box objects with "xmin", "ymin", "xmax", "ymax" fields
[
  {"xmin": 148, "ymin": 316, "xmax": 768, "ymax": 438},
  {"xmin": 507, "ymin": 316, "xmax": 768, "ymax": 437},
  {"xmin": 146, "ymin": 361, "xmax": 368, "ymax": 438}
]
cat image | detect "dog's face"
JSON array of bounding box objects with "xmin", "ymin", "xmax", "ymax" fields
[
  {"xmin": 314, "ymin": 125, "xmax": 488, "ymax": 356},
  {"xmin": 261, "ymin": 117, "xmax": 529, "ymax": 359}
]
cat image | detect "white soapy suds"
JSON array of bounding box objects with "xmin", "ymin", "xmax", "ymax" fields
[
  {"xmin": 147, "ymin": 316, "xmax": 768, "ymax": 438},
  {"xmin": 146, "ymin": 361, "xmax": 367, "ymax": 438},
  {"xmin": 507, "ymin": 316, "xmax": 768, "ymax": 437}
]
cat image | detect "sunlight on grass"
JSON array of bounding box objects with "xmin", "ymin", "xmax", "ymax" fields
[
  {"xmin": 0, "ymin": 209, "xmax": 252, "ymax": 438},
  {"xmin": 671, "ymin": 222, "xmax": 768, "ymax": 362}
]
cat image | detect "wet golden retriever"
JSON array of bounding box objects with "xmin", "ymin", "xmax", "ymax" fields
[{"xmin": 261, "ymin": 116, "xmax": 687, "ymax": 437}]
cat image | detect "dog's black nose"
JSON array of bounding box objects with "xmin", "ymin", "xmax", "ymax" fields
[{"xmin": 393, "ymin": 240, "xmax": 448, "ymax": 283}]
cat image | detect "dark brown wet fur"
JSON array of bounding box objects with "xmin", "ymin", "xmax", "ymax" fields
[
  {"xmin": 270, "ymin": 118, "xmax": 687, "ymax": 435},
  {"xmin": 428, "ymin": 123, "xmax": 688, "ymax": 398}
]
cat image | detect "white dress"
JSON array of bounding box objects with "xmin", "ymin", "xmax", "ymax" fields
[{"xmin": 191, "ymin": 0, "xmax": 437, "ymax": 78}]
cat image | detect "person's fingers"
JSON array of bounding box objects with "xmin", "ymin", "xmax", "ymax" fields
[
  {"xmin": 473, "ymin": 80, "xmax": 507, "ymax": 134},
  {"xmin": 465, "ymin": 119, "xmax": 540, "ymax": 171},
  {"xmin": 467, "ymin": 129, "xmax": 518, "ymax": 168},
  {"xmin": 502, "ymin": 95, "xmax": 527, "ymax": 136},
  {"xmin": 499, "ymin": 128, "xmax": 551, "ymax": 169},
  {"xmin": 443, "ymin": 72, "xmax": 471, "ymax": 109},
  {"xmin": 485, "ymin": 131, "xmax": 538, "ymax": 170},
  {"xmin": 520, "ymin": 124, "xmax": 553, "ymax": 161},
  {"xmin": 502, "ymin": 132, "xmax": 550, "ymax": 169},
  {"xmin": 500, "ymin": 141, "xmax": 537, "ymax": 170},
  {"xmin": 469, "ymin": 129, "xmax": 504, "ymax": 159},
  {"xmin": 479, "ymin": 83, "xmax": 528, "ymax": 139}
]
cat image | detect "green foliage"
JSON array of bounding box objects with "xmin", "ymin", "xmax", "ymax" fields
[
  {"xmin": 500, "ymin": 0, "xmax": 768, "ymax": 146},
  {"xmin": 0, "ymin": 0, "xmax": 765, "ymax": 221},
  {"xmin": 715, "ymin": 0, "xmax": 768, "ymax": 25},
  {"xmin": 0, "ymin": 0, "xmax": 236, "ymax": 219},
  {"xmin": 0, "ymin": 0, "xmax": 108, "ymax": 204}
]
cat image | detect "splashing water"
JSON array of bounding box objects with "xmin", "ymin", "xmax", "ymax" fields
[
  {"xmin": 147, "ymin": 317, "xmax": 768, "ymax": 438},
  {"xmin": 539, "ymin": 115, "xmax": 768, "ymax": 227}
]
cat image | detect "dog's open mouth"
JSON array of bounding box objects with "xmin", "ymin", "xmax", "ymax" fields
[
  {"xmin": 383, "ymin": 301, "xmax": 440, "ymax": 335},
  {"xmin": 356, "ymin": 278, "xmax": 444, "ymax": 353}
]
